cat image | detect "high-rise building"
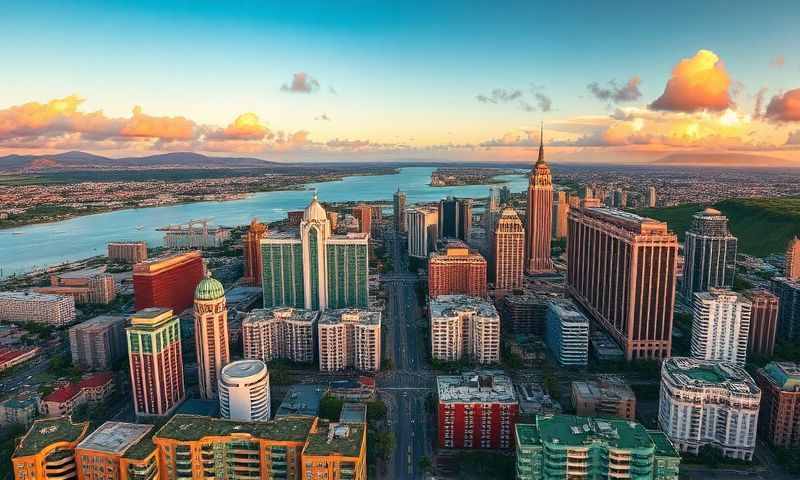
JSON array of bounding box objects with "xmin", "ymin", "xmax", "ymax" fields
[
  {"xmin": 107, "ymin": 241, "xmax": 148, "ymax": 264},
  {"xmin": 126, "ymin": 307, "xmax": 185, "ymax": 417},
  {"xmin": 515, "ymin": 415, "xmax": 681, "ymax": 480},
  {"xmin": 436, "ymin": 372, "xmax": 519, "ymax": 449},
  {"xmin": 405, "ymin": 207, "xmax": 438, "ymax": 258},
  {"xmin": 567, "ymin": 200, "xmax": 678, "ymax": 361},
  {"xmin": 498, "ymin": 186, "xmax": 512, "ymax": 205},
  {"xmin": 0, "ymin": 291, "xmax": 75, "ymax": 326},
  {"xmin": 218, "ymin": 359, "xmax": 271, "ymax": 422},
  {"xmin": 771, "ymin": 277, "xmax": 800, "ymax": 340},
  {"xmin": 260, "ymin": 195, "xmax": 369, "ymax": 310},
  {"xmin": 755, "ymin": 362, "xmax": 800, "ymax": 448},
  {"xmin": 571, "ymin": 376, "xmax": 636, "ymax": 420},
  {"xmin": 552, "ymin": 190, "xmax": 569, "ymax": 239},
  {"xmin": 438, "ymin": 196, "xmax": 472, "ymax": 241},
  {"xmin": 429, "ymin": 295, "xmax": 500, "ymax": 364},
  {"xmin": 489, "ymin": 206, "xmax": 524, "ymax": 292},
  {"xmin": 301, "ymin": 421, "xmax": 368, "ymax": 480},
  {"xmin": 193, "ymin": 272, "xmax": 230, "ymax": 400},
  {"xmin": 350, "ymin": 205, "xmax": 372, "ymax": 235},
  {"xmin": 34, "ymin": 268, "xmax": 116, "ymax": 305},
  {"xmin": 133, "ymin": 250, "xmax": 205, "ymax": 314},
  {"xmin": 525, "ymin": 125, "xmax": 554, "ymax": 273},
  {"xmin": 786, "ymin": 236, "xmax": 800, "ymax": 281},
  {"xmin": 428, "ymin": 243, "xmax": 487, "ymax": 298},
  {"xmin": 744, "ymin": 289, "xmax": 779, "ymax": 358},
  {"xmin": 242, "ymin": 307, "xmax": 319, "ymax": 364},
  {"xmin": 659, "ymin": 357, "xmax": 761, "ymax": 460},
  {"xmin": 544, "ymin": 300, "xmax": 589, "ymax": 367},
  {"xmin": 318, "ymin": 309, "xmax": 381, "ymax": 373},
  {"xmin": 393, "ymin": 188, "xmax": 406, "ymax": 233},
  {"xmin": 12, "ymin": 417, "xmax": 90, "ymax": 480},
  {"xmin": 488, "ymin": 187, "xmax": 500, "ymax": 213},
  {"xmin": 647, "ymin": 186, "xmax": 657, "ymax": 208},
  {"xmin": 75, "ymin": 422, "xmax": 157, "ymax": 480},
  {"xmin": 68, "ymin": 315, "xmax": 127, "ymax": 371},
  {"xmin": 682, "ymin": 208, "xmax": 738, "ymax": 300},
  {"xmin": 242, "ymin": 218, "xmax": 268, "ymax": 286},
  {"xmin": 690, "ymin": 289, "xmax": 751, "ymax": 366}
]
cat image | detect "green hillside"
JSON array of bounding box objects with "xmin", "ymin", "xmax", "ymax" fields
[{"xmin": 636, "ymin": 197, "xmax": 800, "ymax": 257}]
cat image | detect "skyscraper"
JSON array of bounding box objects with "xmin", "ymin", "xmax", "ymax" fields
[
  {"xmin": 489, "ymin": 206, "xmax": 524, "ymax": 292},
  {"xmin": 350, "ymin": 204, "xmax": 372, "ymax": 235},
  {"xmin": 545, "ymin": 300, "xmax": 589, "ymax": 367},
  {"xmin": 567, "ymin": 199, "xmax": 678, "ymax": 361},
  {"xmin": 393, "ymin": 188, "xmax": 406, "ymax": 233},
  {"xmin": 438, "ymin": 196, "xmax": 472, "ymax": 241},
  {"xmin": 218, "ymin": 359, "xmax": 270, "ymax": 422},
  {"xmin": 68, "ymin": 315, "xmax": 127, "ymax": 371},
  {"xmin": 260, "ymin": 195, "xmax": 369, "ymax": 310},
  {"xmin": 242, "ymin": 218, "xmax": 267, "ymax": 286},
  {"xmin": 405, "ymin": 207, "xmax": 438, "ymax": 258},
  {"xmin": 786, "ymin": 236, "xmax": 800, "ymax": 280},
  {"xmin": 525, "ymin": 125, "xmax": 553, "ymax": 273},
  {"xmin": 552, "ymin": 191, "xmax": 569, "ymax": 239},
  {"xmin": 318, "ymin": 309, "xmax": 381, "ymax": 372},
  {"xmin": 428, "ymin": 243, "xmax": 487, "ymax": 298},
  {"xmin": 745, "ymin": 289, "xmax": 779, "ymax": 358},
  {"xmin": 682, "ymin": 208, "xmax": 738, "ymax": 300},
  {"xmin": 771, "ymin": 277, "xmax": 800, "ymax": 340},
  {"xmin": 126, "ymin": 308, "xmax": 185, "ymax": 417},
  {"xmin": 193, "ymin": 272, "xmax": 230, "ymax": 400},
  {"xmin": 647, "ymin": 186, "xmax": 657, "ymax": 208},
  {"xmin": 429, "ymin": 295, "xmax": 500, "ymax": 364},
  {"xmin": 133, "ymin": 250, "xmax": 205, "ymax": 313},
  {"xmin": 755, "ymin": 362, "xmax": 800, "ymax": 448},
  {"xmin": 690, "ymin": 289, "xmax": 751, "ymax": 366}
]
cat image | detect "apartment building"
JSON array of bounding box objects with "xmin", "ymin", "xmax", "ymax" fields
[
  {"xmin": 107, "ymin": 241, "xmax": 148, "ymax": 264},
  {"xmin": 755, "ymin": 362, "xmax": 800, "ymax": 448},
  {"xmin": 301, "ymin": 422, "xmax": 367, "ymax": 480},
  {"xmin": 218, "ymin": 359, "xmax": 271, "ymax": 422},
  {"xmin": 318, "ymin": 309, "xmax": 381, "ymax": 373},
  {"xmin": 429, "ymin": 295, "xmax": 500, "ymax": 364},
  {"xmin": 0, "ymin": 291, "xmax": 76, "ymax": 326},
  {"xmin": 745, "ymin": 289, "xmax": 780, "ymax": 358},
  {"xmin": 40, "ymin": 372, "xmax": 114, "ymax": 417},
  {"xmin": 132, "ymin": 250, "xmax": 205, "ymax": 314},
  {"xmin": 405, "ymin": 207, "xmax": 438, "ymax": 258},
  {"xmin": 428, "ymin": 243, "xmax": 487, "ymax": 298},
  {"xmin": 68, "ymin": 315, "xmax": 127, "ymax": 371},
  {"xmin": 34, "ymin": 268, "xmax": 116, "ymax": 305},
  {"xmin": 571, "ymin": 376, "xmax": 636, "ymax": 420},
  {"xmin": 75, "ymin": 422, "xmax": 157, "ymax": 480},
  {"xmin": 544, "ymin": 300, "xmax": 589, "ymax": 367},
  {"xmin": 12, "ymin": 417, "xmax": 90, "ymax": 480},
  {"xmin": 690, "ymin": 289, "xmax": 751, "ymax": 366},
  {"xmin": 242, "ymin": 308, "xmax": 319, "ymax": 364}
]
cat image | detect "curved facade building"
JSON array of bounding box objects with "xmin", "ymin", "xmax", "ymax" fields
[
  {"xmin": 218, "ymin": 359, "xmax": 271, "ymax": 422},
  {"xmin": 193, "ymin": 272, "xmax": 230, "ymax": 400},
  {"xmin": 12, "ymin": 417, "xmax": 90, "ymax": 480}
]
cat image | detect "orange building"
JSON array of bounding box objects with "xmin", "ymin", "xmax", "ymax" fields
[
  {"xmin": 132, "ymin": 251, "xmax": 204, "ymax": 314},
  {"xmin": 12, "ymin": 417, "xmax": 90, "ymax": 480},
  {"xmin": 75, "ymin": 422, "xmax": 158, "ymax": 480},
  {"xmin": 351, "ymin": 205, "xmax": 372, "ymax": 236},
  {"xmin": 242, "ymin": 219, "xmax": 268, "ymax": 286},
  {"xmin": 34, "ymin": 268, "xmax": 116, "ymax": 305},
  {"xmin": 301, "ymin": 421, "xmax": 367, "ymax": 480},
  {"xmin": 428, "ymin": 243, "xmax": 487, "ymax": 298},
  {"xmin": 525, "ymin": 125, "xmax": 554, "ymax": 274},
  {"xmin": 489, "ymin": 207, "xmax": 524, "ymax": 293}
]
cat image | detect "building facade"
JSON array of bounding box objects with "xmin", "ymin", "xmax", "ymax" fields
[
  {"xmin": 552, "ymin": 190, "xmax": 569, "ymax": 239},
  {"xmin": 498, "ymin": 290, "xmax": 550, "ymax": 335},
  {"xmin": 318, "ymin": 309, "xmax": 381, "ymax": 373},
  {"xmin": 242, "ymin": 219, "xmax": 268, "ymax": 286},
  {"xmin": 771, "ymin": 277, "xmax": 800, "ymax": 340},
  {"xmin": 393, "ymin": 188, "xmax": 406, "ymax": 233},
  {"xmin": 350, "ymin": 204, "xmax": 372, "ymax": 235},
  {"xmin": 0, "ymin": 395, "xmax": 40, "ymax": 427},
  {"xmin": 567, "ymin": 200, "xmax": 678, "ymax": 361},
  {"xmin": 525, "ymin": 126, "xmax": 554, "ymax": 274},
  {"xmin": 132, "ymin": 251, "xmax": 205, "ymax": 314},
  {"xmin": 107, "ymin": 241, "xmax": 148, "ymax": 264},
  {"xmin": 437, "ymin": 372, "xmax": 519, "ymax": 449},
  {"xmin": 301, "ymin": 422, "xmax": 367, "ymax": 480},
  {"xmin": 571, "ymin": 376, "xmax": 636, "ymax": 420},
  {"xmin": 218, "ymin": 359, "xmax": 271, "ymax": 422},
  {"xmin": 544, "ymin": 300, "xmax": 589, "ymax": 367},
  {"xmin": 755, "ymin": 362, "xmax": 800, "ymax": 448},
  {"xmin": 745, "ymin": 289, "xmax": 779, "ymax": 358},
  {"xmin": 405, "ymin": 207, "xmax": 438, "ymax": 259},
  {"xmin": 658, "ymin": 357, "xmax": 761, "ymax": 460},
  {"xmin": 126, "ymin": 308, "xmax": 185, "ymax": 417},
  {"xmin": 489, "ymin": 206, "xmax": 524, "ymax": 292},
  {"xmin": 12, "ymin": 417, "xmax": 90, "ymax": 480},
  {"xmin": 242, "ymin": 308, "xmax": 319, "ymax": 364},
  {"xmin": 35, "ymin": 268, "xmax": 116, "ymax": 305},
  {"xmin": 0, "ymin": 291, "xmax": 75, "ymax": 326},
  {"xmin": 193, "ymin": 272, "xmax": 230, "ymax": 400},
  {"xmin": 690, "ymin": 289, "xmax": 751, "ymax": 366},
  {"xmin": 429, "ymin": 295, "xmax": 500, "ymax": 364},
  {"xmin": 786, "ymin": 236, "xmax": 800, "ymax": 281},
  {"xmin": 438, "ymin": 196, "xmax": 472, "ymax": 241},
  {"xmin": 69, "ymin": 315, "xmax": 127, "ymax": 371},
  {"xmin": 682, "ymin": 208, "xmax": 738, "ymax": 301},
  {"xmin": 75, "ymin": 422, "xmax": 156, "ymax": 480},
  {"xmin": 428, "ymin": 243, "xmax": 487, "ymax": 298}
]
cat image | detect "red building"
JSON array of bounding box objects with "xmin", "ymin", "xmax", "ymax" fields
[
  {"xmin": 351, "ymin": 205, "xmax": 372, "ymax": 235},
  {"xmin": 241, "ymin": 219, "xmax": 267, "ymax": 286},
  {"xmin": 428, "ymin": 243, "xmax": 487, "ymax": 298},
  {"xmin": 133, "ymin": 251, "xmax": 204, "ymax": 313},
  {"xmin": 437, "ymin": 372, "xmax": 519, "ymax": 449},
  {"xmin": 525, "ymin": 125, "xmax": 554, "ymax": 273},
  {"xmin": 746, "ymin": 289, "xmax": 780, "ymax": 358},
  {"xmin": 287, "ymin": 210, "xmax": 304, "ymax": 226},
  {"xmin": 755, "ymin": 362, "xmax": 800, "ymax": 447}
]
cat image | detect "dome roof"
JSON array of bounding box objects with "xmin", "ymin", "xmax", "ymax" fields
[
  {"xmin": 303, "ymin": 193, "xmax": 327, "ymax": 222},
  {"xmin": 702, "ymin": 207, "xmax": 722, "ymax": 216},
  {"xmin": 195, "ymin": 271, "xmax": 225, "ymax": 300}
]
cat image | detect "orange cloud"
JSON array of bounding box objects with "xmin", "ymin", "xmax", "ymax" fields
[
  {"xmin": 119, "ymin": 106, "xmax": 196, "ymax": 140},
  {"xmin": 650, "ymin": 50, "xmax": 733, "ymax": 112},
  {"xmin": 765, "ymin": 89, "xmax": 800, "ymax": 122},
  {"xmin": 206, "ymin": 113, "xmax": 271, "ymax": 141},
  {"xmin": 0, "ymin": 95, "xmax": 121, "ymax": 140}
]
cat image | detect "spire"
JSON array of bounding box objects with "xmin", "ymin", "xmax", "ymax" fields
[{"xmin": 536, "ymin": 121, "xmax": 545, "ymax": 165}]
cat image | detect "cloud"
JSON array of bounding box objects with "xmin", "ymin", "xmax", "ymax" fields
[
  {"xmin": 281, "ymin": 72, "xmax": 320, "ymax": 93},
  {"xmin": 206, "ymin": 113, "xmax": 271, "ymax": 141},
  {"xmin": 787, "ymin": 130, "xmax": 800, "ymax": 145},
  {"xmin": 765, "ymin": 89, "xmax": 800, "ymax": 122},
  {"xmin": 481, "ymin": 129, "xmax": 539, "ymax": 147},
  {"xmin": 118, "ymin": 106, "xmax": 196, "ymax": 141},
  {"xmin": 753, "ymin": 87, "xmax": 768, "ymax": 117},
  {"xmin": 588, "ymin": 77, "xmax": 642, "ymax": 103},
  {"xmin": 534, "ymin": 92, "xmax": 552, "ymax": 112},
  {"xmin": 325, "ymin": 138, "xmax": 372, "ymax": 149},
  {"xmin": 476, "ymin": 88, "xmax": 523, "ymax": 104},
  {"xmin": 650, "ymin": 49, "xmax": 733, "ymax": 112},
  {"xmin": 771, "ymin": 55, "xmax": 785, "ymax": 68},
  {"xmin": 315, "ymin": 114, "xmax": 331, "ymax": 121}
]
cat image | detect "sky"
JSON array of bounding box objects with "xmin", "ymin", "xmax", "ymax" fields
[{"xmin": 1, "ymin": 1, "xmax": 799, "ymax": 163}]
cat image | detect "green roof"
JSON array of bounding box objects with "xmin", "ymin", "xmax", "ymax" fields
[
  {"xmin": 524, "ymin": 415, "xmax": 656, "ymax": 451},
  {"xmin": 123, "ymin": 433, "xmax": 157, "ymax": 460},
  {"xmin": 761, "ymin": 362, "xmax": 800, "ymax": 391},
  {"xmin": 195, "ymin": 273, "xmax": 225, "ymax": 301},
  {"xmin": 154, "ymin": 415, "xmax": 313, "ymax": 443},
  {"xmin": 303, "ymin": 422, "xmax": 364, "ymax": 458},
  {"xmin": 516, "ymin": 423, "xmax": 540, "ymax": 447},
  {"xmin": 648, "ymin": 431, "xmax": 681, "ymax": 459},
  {"xmin": 683, "ymin": 367, "xmax": 725, "ymax": 383},
  {"xmin": 13, "ymin": 417, "xmax": 88, "ymax": 458}
]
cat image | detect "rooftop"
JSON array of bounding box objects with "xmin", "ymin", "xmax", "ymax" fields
[
  {"xmin": 518, "ymin": 415, "xmax": 665, "ymax": 452},
  {"xmin": 339, "ymin": 403, "xmax": 367, "ymax": 424},
  {"xmin": 663, "ymin": 357, "xmax": 759, "ymax": 394},
  {"xmin": 56, "ymin": 266, "xmax": 108, "ymax": 279},
  {"xmin": 174, "ymin": 398, "xmax": 220, "ymax": 417},
  {"xmin": 437, "ymin": 371, "xmax": 516, "ymax": 404},
  {"xmin": 648, "ymin": 430, "xmax": 681, "ymax": 458},
  {"xmin": 77, "ymin": 422, "xmax": 153, "ymax": 455},
  {"xmin": 572, "ymin": 376, "xmax": 635, "ymax": 403},
  {"xmin": 0, "ymin": 291, "xmax": 72, "ymax": 302},
  {"xmin": 13, "ymin": 417, "xmax": 89, "ymax": 457},
  {"xmin": 547, "ymin": 299, "xmax": 589, "ymax": 324},
  {"xmin": 155, "ymin": 414, "xmax": 314, "ymax": 443},
  {"xmin": 430, "ymin": 295, "xmax": 498, "ymax": 319},
  {"xmin": 760, "ymin": 362, "xmax": 800, "ymax": 392},
  {"xmin": 194, "ymin": 271, "xmax": 225, "ymax": 301},
  {"xmin": 69, "ymin": 315, "xmax": 126, "ymax": 332},
  {"xmin": 303, "ymin": 421, "xmax": 365, "ymax": 458},
  {"xmin": 243, "ymin": 307, "xmax": 319, "ymax": 326},
  {"xmin": 276, "ymin": 385, "xmax": 327, "ymax": 418},
  {"xmin": 221, "ymin": 359, "xmax": 267, "ymax": 381},
  {"xmin": 319, "ymin": 309, "xmax": 381, "ymax": 326},
  {"xmin": 580, "ymin": 206, "xmax": 672, "ymax": 236}
]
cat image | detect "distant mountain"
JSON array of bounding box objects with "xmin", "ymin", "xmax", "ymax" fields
[
  {"xmin": 654, "ymin": 152, "xmax": 799, "ymax": 168},
  {"xmin": 0, "ymin": 151, "xmax": 277, "ymax": 173}
]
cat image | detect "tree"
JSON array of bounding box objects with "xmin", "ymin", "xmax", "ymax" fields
[
  {"xmin": 418, "ymin": 456, "xmax": 433, "ymax": 473},
  {"xmin": 319, "ymin": 395, "xmax": 344, "ymax": 422},
  {"xmin": 366, "ymin": 400, "xmax": 387, "ymax": 424}
]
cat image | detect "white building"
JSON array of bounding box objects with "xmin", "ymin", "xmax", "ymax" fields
[
  {"xmin": 658, "ymin": 357, "xmax": 761, "ymax": 460},
  {"xmin": 544, "ymin": 299, "xmax": 589, "ymax": 366},
  {"xmin": 218, "ymin": 359, "xmax": 270, "ymax": 422},
  {"xmin": 429, "ymin": 295, "xmax": 500, "ymax": 364},
  {"xmin": 0, "ymin": 291, "xmax": 75, "ymax": 326},
  {"xmin": 691, "ymin": 289, "xmax": 751, "ymax": 366},
  {"xmin": 242, "ymin": 307, "xmax": 318, "ymax": 364},
  {"xmin": 159, "ymin": 219, "xmax": 230, "ymax": 249},
  {"xmin": 406, "ymin": 207, "xmax": 438, "ymax": 259},
  {"xmin": 318, "ymin": 309, "xmax": 381, "ymax": 372}
]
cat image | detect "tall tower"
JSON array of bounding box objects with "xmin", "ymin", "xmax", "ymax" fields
[
  {"xmin": 525, "ymin": 124, "xmax": 554, "ymax": 273},
  {"xmin": 786, "ymin": 236, "xmax": 800, "ymax": 281},
  {"xmin": 490, "ymin": 206, "xmax": 525, "ymax": 292},
  {"xmin": 393, "ymin": 188, "xmax": 406, "ymax": 233},
  {"xmin": 690, "ymin": 288, "xmax": 751, "ymax": 366},
  {"xmin": 194, "ymin": 271, "xmax": 230, "ymax": 400},
  {"xmin": 218, "ymin": 359, "xmax": 270, "ymax": 422},
  {"xmin": 242, "ymin": 219, "xmax": 267, "ymax": 286},
  {"xmin": 682, "ymin": 208, "xmax": 738, "ymax": 301}
]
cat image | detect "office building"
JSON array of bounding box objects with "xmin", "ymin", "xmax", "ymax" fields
[
  {"xmin": 194, "ymin": 272, "xmax": 230, "ymax": 400},
  {"xmin": 260, "ymin": 195, "xmax": 369, "ymax": 310},
  {"xmin": 525, "ymin": 125, "xmax": 554, "ymax": 273},
  {"xmin": 489, "ymin": 206, "xmax": 524, "ymax": 292},
  {"xmin": 690, "ymin": 289, "xmax": 751, "ymax": 366},
  {"xmin": 159, "ymin": 219, "xmax": 230, "ymax": 249},
  {"xmin": 405, "ymin": 206, "xmax": 438, "ymax": 258},
  {"xmin": 242, "ymin": 218, "xmax": 268, "ymax": 286},
  {"xmin": 75, "ymin": 422, "xmax": 157, "ymax": 480},
  {"xmin": 647, "ymin": 186, "xmax": 657, "ymax": 208},
  {"xmin": 571, "ymin": 376, "xmax": 636, "ymax": 420},
  {"xmin": 301, "ymin": 421, "xmax": 367, "ymax": 480},
  {"xmin": 438, "ymin": 196, "xmax": 472, "ymax": 241},
  {"xmin": 498, "ymin": 290, "xmax": 550, "ymax": 335},
  {"xmin": 107, "ymin": 241, "xmax": 148, "ymax": 264},
  {"xmin": 544, "ymin": 300, "xmax": 589, "ymax": 367},
  {"xmin": 744, "ymin": 289, "xmax": 779, "ymax": 358},
  {"xmin": 0, "ymin": 291, "xmax": 75, "ymax": 326},
  {"xmin": 567, "ymin": 200, "xmax": 678, "ymax": 361},
  {"xmin": 393, "ymin": 188, "xmax": 406, "ymax": 233},
  {"xmin": 428, "ymin": 243, "xmax": 487, "ymax": 298},
  {"xmin": 318, "ymin": 309, "xmax": 381, "ymax": 373},
  {"xmin": 515, "ymin": 415, "xmax": 681, "ymax": 480},
  {"xmin": 133, "ymin": 250, "xmax": 205, "ymax": 314},
  {"xmin": 771, "ymin": 277, "xmax": 800, "ymax": 340},
  {"xmin": 429, "ymin": 295, "xmax": 500, "ymax": 364},
  {"xmin": 787, "ymin": 236, "xmax": 800, "ymax": 280},
  {"xmin": 34, "ymin": 267, "xmax": 116, "ymax": 305},
  {"xmin": 488, "ymin": 187, "xmax": 500, "ymax": 213},
  {"xmin": 350, "ymin": 204, "xmax": 372, "ymax": 235},
  {"xmin": 0, "ymin": 395, "xmax": 40, "ymax": 427},
  {"xmin": 126, "ymin": 308, "xmax": 185, "ymax": 417},
  {"xmin": 436, "ymin": 372, "xmax": 518, "ymax": 449},
  {"xmin": 40, "ymin": 372, "xmax": 114, "ymax": 417},
  {"xmin": 12, "ymin": 417, "xmax": 90, "ymax": 480},
  {"xmin": 682, "ymin": 208, "xmax": 738, "ymax": 300},
  {"xmin": 755, "ymin": 362, "xmax": 800, "ymax": 447},
  {"xmin": 552, "ymin": 190, "xmax": 569, "ymax": 239},
  {"xmin": 218, "ymin": 359, "xmax": 271, "ymax": 422},
  {"xmin": 242, "ymin": 308, "xmax": 318, "ymax": 364},
  {"xmin": 658, "ymin": 357, "xmax": 761, "ymax": 460},
  {"xmin": 589, "ymin": 330, "xmax": 625, "ymax": 362},
  {"xmin": 69, "ymin": 315, "xmax": 127, "ymax": 371}
]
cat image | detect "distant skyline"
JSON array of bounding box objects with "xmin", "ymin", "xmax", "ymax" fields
[{"xmin": 1, "ymin": 1, "xmax": 799, "ymax": 163}]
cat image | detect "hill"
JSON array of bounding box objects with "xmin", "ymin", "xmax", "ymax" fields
[
  {"xmin": 0, "ymin": 151, "xmax": 276, "ymax": 172},
  {"xmin": 636, "ymin": 197, "xmax": 800, "ymax": 257}
]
